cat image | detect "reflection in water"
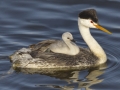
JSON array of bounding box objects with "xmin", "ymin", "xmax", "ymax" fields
[
  {"xmin": 0, "ymin": 67, "xmax": 14, "ymax": 80},
  {"xmin": 14, "ymin": 64, "xmax": 106, "ymax": 90}
]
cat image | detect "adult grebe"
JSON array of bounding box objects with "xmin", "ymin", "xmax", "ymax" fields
[{"xmin": 10, "ymin": 9, "xmax": 111, "ymax": 69}]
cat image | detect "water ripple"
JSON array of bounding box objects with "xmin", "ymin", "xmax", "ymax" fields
[{"xmin": 0, "ymin": 0, "xmax": 120, "ymax": 90}]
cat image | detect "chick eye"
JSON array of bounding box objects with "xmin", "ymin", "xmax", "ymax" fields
[
  {"xmin": 91, "ymin": 21, "xmax": 93, "ymax": 23},
  {"xmin": 67, "ymin": 37, "xmax": 69, "ymax": 39}
]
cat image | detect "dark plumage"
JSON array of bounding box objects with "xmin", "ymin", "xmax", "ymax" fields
[
  {"xmin": 79, "ymin": 9, "xmax": 98, "ymax": 23},
  {"xmin": 10, "ymin": 40, "xmax": 98, "ymax": 69}
]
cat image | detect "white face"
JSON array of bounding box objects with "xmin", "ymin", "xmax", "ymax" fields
[
  {"xmin": 62, "ymin": 32, "xmax": 73, "ymax": 42},
  {"xmin": 78, "ymin": 18, "xmax": 97, "ymax": 28}
]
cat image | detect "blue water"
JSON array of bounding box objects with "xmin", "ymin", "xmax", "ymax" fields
[{"xmin": 0, "ymin": 0, "xmax": 120, "ymax": 90}]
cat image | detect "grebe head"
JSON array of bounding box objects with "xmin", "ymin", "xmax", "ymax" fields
[
  {"xmin": 62, "ymin": 32, "xmax": 74, "ymax": 42},
  {"xmin": 79, "ymin": 9, "xmax": 98, "ymax": 28},
  {"xmin": 78, "ymin": 9, "xmax": 112, "ymax": 34}
]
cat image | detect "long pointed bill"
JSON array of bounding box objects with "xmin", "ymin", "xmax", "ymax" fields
[{"xmin": 94, "ymin": 24, "xmax": 112, "ymax": 34}]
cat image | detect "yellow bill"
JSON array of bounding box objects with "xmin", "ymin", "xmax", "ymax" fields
[{"xmin": 94, "ymin": 24, "xmax": 112, "ymax": 34}]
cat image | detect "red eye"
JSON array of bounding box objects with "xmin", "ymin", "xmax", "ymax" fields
[{"xmin": 91, "ymin": 21, "xmax": 93, "ymax": 23}]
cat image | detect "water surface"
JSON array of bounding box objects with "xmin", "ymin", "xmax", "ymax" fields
[{"xmin": 0, "ymin": 0, "xmax": 120, "ymax": 90}]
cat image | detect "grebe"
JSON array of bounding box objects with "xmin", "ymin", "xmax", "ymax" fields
[
  {"xmin": 49, "ymin": 32, "xmax": 79, "ymax": 55},
  {"xmin": 10, "ymin": 9, "xmax": 111, "ymax": 69}
]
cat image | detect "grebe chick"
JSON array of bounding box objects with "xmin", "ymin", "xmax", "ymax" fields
[{"xmin": 49, "ymin": 32, "xmax": 80, "ymax": 55}]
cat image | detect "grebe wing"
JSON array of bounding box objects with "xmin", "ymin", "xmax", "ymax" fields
[{"xmin": 29, "ymin": 39, "xmax": 58, "ymax": 52}]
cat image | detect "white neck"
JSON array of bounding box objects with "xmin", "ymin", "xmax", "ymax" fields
[
  {"xmin": 65, "ymin": 41, "xmax": 80, "ymax": 55},
  {"xmin": 78, "ymin": 19, "xmax": 107, "ymax": 64}
]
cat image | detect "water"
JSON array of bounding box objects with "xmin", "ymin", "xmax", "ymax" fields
[{"xmin": 0, "ymin": 0, "xmax": 120, "ymax": 90}]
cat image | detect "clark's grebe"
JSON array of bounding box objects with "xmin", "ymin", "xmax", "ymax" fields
[{"xmin": 10, "ymin": 9, "xmax": 111, "ymax": 69}]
